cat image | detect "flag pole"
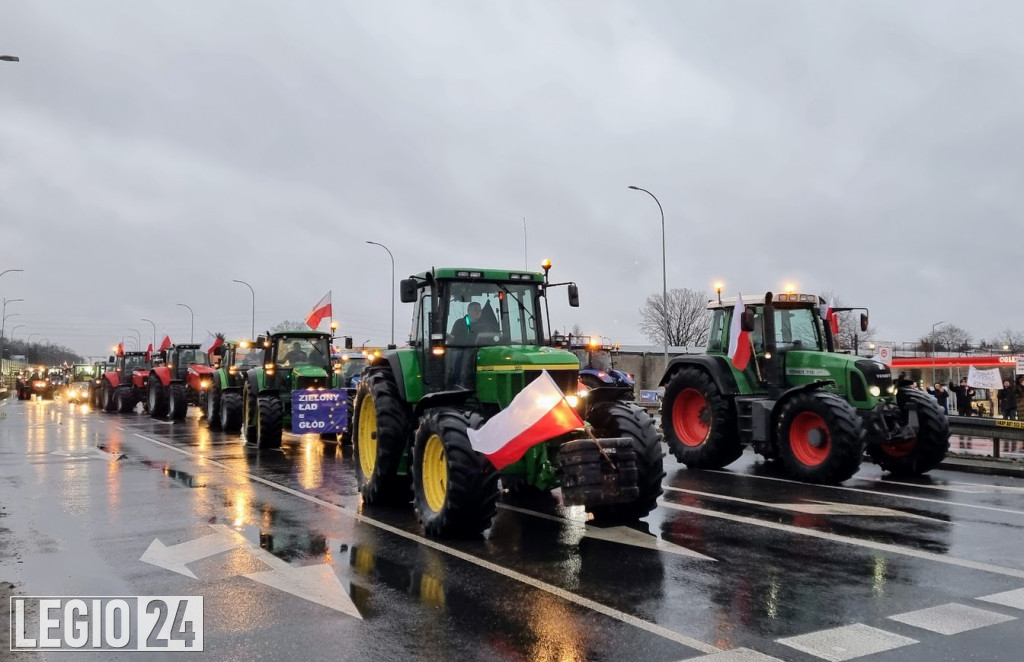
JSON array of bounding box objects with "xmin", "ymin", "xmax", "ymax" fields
[{"xmin": 749, "ymin": 334, "xmax": 764, "ymax": 384}]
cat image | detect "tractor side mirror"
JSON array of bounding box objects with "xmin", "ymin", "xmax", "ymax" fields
[
  {"xmin": 344, "ymin": 336, "xmax": 353, "ymax": 349},
  {"xmin": 256, "ymin": 335, "xmax": 267, "ymax": 348},
  {"xmin": 860, "ymin": 313, "xmax": 869, "ymax": 332},
  {"xmin": 108, "ymin": 355, "xmax": 115, "ymax": 363},
  {"xmin": 740, "ymin": 310, "xmax": 755, "ymax": 333},
  {"xmin": 567, "ymin": 283, "xmax": 580, "ymax": 308},
  {"xmin": 400, "ymin": 278, "xmax": 418, "ymax": 303}
]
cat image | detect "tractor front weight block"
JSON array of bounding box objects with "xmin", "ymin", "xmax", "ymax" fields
[{"xmin": 557, "ymin": 436, "xmax": 640, "ymax": 507}]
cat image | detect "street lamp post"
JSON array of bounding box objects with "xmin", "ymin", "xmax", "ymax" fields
[
  {"xmin": 175, "ymin": 303, "xmax": 195, "ymax": 343},
  {"xmin": 141, "ymin": 318, "xmax": 156, "ymax": 349},
  {"xmin": 129, "ymin": 328, "xmax": 141, "ymax": 350},
  {"xmin": 366, "ymin": 241, "xmax": 396, "ymax": 348},
  {"xmin": 628, "ymin": 186, "xmax": 668, "ymax": 369},
  {"xmin": 232, "ymin": 280, "xmax": 255, "ymax": 339},
  {"xmin": 931, "ymin": 321, "xmax": 946, "ymax": 385},
  {"xmin": 1, "ymin": 298, "xmax": 24, "ymax": 372}
]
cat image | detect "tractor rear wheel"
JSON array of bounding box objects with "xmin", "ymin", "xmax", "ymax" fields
[
  {"xmin": 777, "ymin": 391, "xmax": 864, "ymax": 484},
  {"xmin": 868, "ymin": 388, "xmax": 950, "ymax": 476},
  {"xmin": 352, "ymin": 368, "xmax": 413, "ymax": 505},
  {"xmin": 585, "ymin": 402, "xmax": 665, "ymax": 522},
  {"xmin": 206, "ymin": 384, "xmax": 222, "ymax": 429},
  {"xmin": 101, "ymin": 381, "xmax": 117, "ymax": 412},
  {"xmin": 168, "ymin": 384, "xmax": 187, "ymax": 421},
  {"xmin": 148, "ymin": 379, "xmax": 168, "ymax": 418},
  {"xmin": 662, "ymin": 367, "xmax": 742, "ymax": 469},
  {"xmin": 256, "ymin": 394, "xmax": 283, "ymax": 449},
  {"xmin": 412, "ymin": 408, "xmax": 498, "ymax": 537},
  {"xmin": 242, "ymin": 385, "xmax": 258, "ymax": 443},
  {"xmin": 116, "ymin": 387, "xmax": 135, "ymax": 414},
  {"xmin": 220, "ymin": 391, "xmax": 243, "ymax": 433}
]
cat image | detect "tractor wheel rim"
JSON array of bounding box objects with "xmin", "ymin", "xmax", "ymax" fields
[
  {"xmin": 357, "ymin": 394, "xmax": 378, "ymax": 478},
  {"xmin": 421, "ymin": 433, "xmax": 447, "ymax": 514},
  {"xmin": 789, "ymin": 411, "xmax": 831, "ymax": 466},
  {"xmin": 672, "ymin": 388, "xmax": 710, "ymax": 447}
]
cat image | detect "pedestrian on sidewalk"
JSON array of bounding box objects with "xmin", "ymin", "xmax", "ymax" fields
[
  {"xmin": 950, "ymin": 378, "xmax": 975, "ymax": 416},
  {"xmin": 998, "ymin": 379, "xmax": 1017, "ymax": 420},
  {"xmin": 932, "ymin": 382, "xmax": 950, "ymax": 414},
  {"xmin": 1015, "ymin": 375, "xmax": 1024, "ymax": 420}
]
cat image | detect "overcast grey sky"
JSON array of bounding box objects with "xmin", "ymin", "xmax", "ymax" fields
[{"xmin": 2, "ymin": 1, "xmax": 1022, "ymax": 357}]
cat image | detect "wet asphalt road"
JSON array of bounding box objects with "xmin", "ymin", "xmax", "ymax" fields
[{"xmin": 2, "ymin": 398, "xmax": 1024, "ymax": 662}]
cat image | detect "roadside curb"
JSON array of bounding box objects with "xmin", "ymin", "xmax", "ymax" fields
[{"xmin": 938, "ymin": 456, "xmax": 1024, "ymax": 479}]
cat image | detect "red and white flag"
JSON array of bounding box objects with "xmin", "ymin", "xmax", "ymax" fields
[
  {"xmin": 821, "ymin": 298, "xmax": 839, "ymax": 335},
  {"xmin": 727, "ymin": 292, "xmax": 752, "ymax": 371},
  {"xmin": 200, "ymin": 332, "xmax": 223, "ymax": 356},
  {"xmin": 159, "ymin": 335, "xmax": 172, "ymax": 351},
  {"xmin": 145, "ymin": 343, "xmax": 153, "ymax": 362},
  {"xmin": 116, "ymin": 342, "xmax": 124, "ymax": 357},
  {"xmin": 467, "ymin": 371, "xmax": 584, "ymax": 470},
  {"xmin": 305, "ymin": 291, "xmax": 332, "ymax": 330}
]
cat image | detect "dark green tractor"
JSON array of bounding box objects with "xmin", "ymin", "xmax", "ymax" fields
[
  {"xmin": 204, "ymin": 339, "xmax": 263, "ymax": 432},
  {"xmin": 351, "ymin": 264, "xmax": 664, "ymax": 538},
  {"xmin": 660, "ymin": 291, "xmax": 949, "ymax": 483},
  {"xmin": 241, "ymin": 330, "xmax": 339, "ymax": 448}
]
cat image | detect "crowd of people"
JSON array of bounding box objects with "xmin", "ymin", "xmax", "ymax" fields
[{"xmin": 898, "ymin": 375, "xmax": 1024, "ymax": 419}]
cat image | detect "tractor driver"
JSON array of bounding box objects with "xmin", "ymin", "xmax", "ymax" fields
[
  {"xmin": 448, "ymin": 302, "xmax": 482, "ymax": 345},
  {"xmin": 282, "ymin": 341, "xmax": 308, "ymax": 366}
]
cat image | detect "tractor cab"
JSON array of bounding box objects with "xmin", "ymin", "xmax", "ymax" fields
[
  {"xmin": 163, "ymin": 344, "xmax": 211, "ymax": 380},
  {"xmin": 259, "ymin": 331, "xmax": 333, "ymax": 390},
  {"xmin": 116, "ymin": 352, "xmax": 151, "ymax": 375}
]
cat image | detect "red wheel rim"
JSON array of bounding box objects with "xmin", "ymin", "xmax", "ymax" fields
[
  {"xmin": 672, "ymin": 388, "xmax": 710, "ymax": 447},
  {"xmin": 881, "ymin": 437, "xmax": 916, "ymax": 458},
  {"xmin": 788, "ymin": 411, "xmax": 831, "ymax": 466}
]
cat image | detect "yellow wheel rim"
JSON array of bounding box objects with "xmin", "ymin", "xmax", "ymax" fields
[
  {"xmin": 421, "ymin": 433, "xmax": 447, "ymax": 513},
  {"xmin": 357, "ymin": 394, "xmax": 378, "ymax": 478}
]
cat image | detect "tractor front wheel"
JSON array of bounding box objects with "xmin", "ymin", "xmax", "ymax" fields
[
  {"xmin": 168, "ymin": 384, "xmax": 187, "ymax": 421},
  {"xmin": 148, "ymin": 379, "xmax": 168, "ymax": 418},
  {"xmin": 101, "ymin": 381, "xmax": 117, "ymax": 412},
  {"xmin": 777, "ymin": 391, "xmax": 864, "ymax": 484},
  {"xmin": 206, "ymin": 384, "xmax": 222, "ymax": 429},
  {"xmin": 256, "ymin": 394, "xmax": 283, "ymax": 449},
  {"xmin": 352, "ymin": 368, "xmax": 413, "ymax": 505},
  {"xmin": 116, "ymin": 387, "xmax": 135, "ymax": 414},
  {"xmin": 585, "ymin": 401, "xmax": 665, "ymax": 522},
  {"xmin": 412, "ymin": 408, "xmax": 498, "ymax": 537},
  {"xmin": 867, "ymin": 388, "xmax": 950, "ymax": 476},
  {"xmin": 662, "ymin": 367, "xmax": 742, "ymax": 469},
  {"xmin": 220, "ymin": 391, "xmax": 243, "ymax": 433}
]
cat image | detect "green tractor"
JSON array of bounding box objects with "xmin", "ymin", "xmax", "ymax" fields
[
  {"xmin": 351, "ymin": 264, "xmax": 664, "ymax": 538},
  {"xmin": 660, "ymin": 291, "xmax": 949, "ymax": 483},
  {"xmin": 204, "ymin": 339, "xmax": 264, "ymax": 432},
  {"xmin": 241, "ymin": 330, "xmax": 340, "ymax": 448}
]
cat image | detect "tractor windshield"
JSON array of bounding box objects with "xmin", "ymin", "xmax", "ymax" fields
[
  {"xmin": 234, "ymin": 346, "xmax": 262, "ymax": 369},
  {"xmin": 177, "ymin": 349, "xmax": 211, "ymax": 366},
  {"xmin": 771, "ymin": 306, "xmax": 823, "ymax": 351},
  {"xmin": 276, "ymin": 337, "xmax": 330, "ymax": 367},
  {"xmin": 71, "ymin": 365, "xmax": 97, "ymax": 381},
  {"xmin": 446, "ymin": 281, "xmax": 541, "ymax": 347},
  {"xmin": 123, "ymin": 355, "xmax": 147, "ymax": 371}
]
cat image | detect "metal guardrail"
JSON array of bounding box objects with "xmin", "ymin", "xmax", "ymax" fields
[{"xmin": 947, "ymin": 415, "xmax": 1024, "ymax": 458}]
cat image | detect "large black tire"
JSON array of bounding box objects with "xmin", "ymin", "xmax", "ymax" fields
[
  {"xmin": 101, "ymin": 381, "xmax": 117, "ymax": 412},
  {"xmin": 777, "ymin": 391, "xmax": 865, "ymax": 484},
  {"xmin": 220, "ymin": 391, "xmax": 243, "ymax": 433},
  {"xmin": 206, "ymin": 384, "xmax": 222, "ymax": 429},
  {"xmin": 661, "ymin": 367, "xmax": 743, "ymax": 469},
  {"xmin": 351, "ymin": 368, "xmax": 413, "ymax": 505},
  {"xmin": 116, "ymin": 387, "xmax": 135, "ymax": 414},
  {"xmin": 148, "ymin": 379, "xmax": 168, "ymax": 418},
  {"xmin": 584, "ymin": 401, "xmax": 665, "ymax": 522},
  {"xmin": 242, "ymin": 384, "xmax": 258, "ymax": 443},
  {"xmin": 256, "ymin": 394, "xmax": 283, "ymax": 449},
  {"xmin": 867, "ymin": 388, "xmax": 950, "ymax": 476},
  {"xmin": 168, "ymin": 383, "xmax": 187, "ymax": 421},
  {"xmin": 412, "ymin": 408, "xmax": 498, "ymax": 537}
]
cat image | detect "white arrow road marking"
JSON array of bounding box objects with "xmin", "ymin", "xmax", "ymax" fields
[
  {"xmin": 496, "ymin": 503, "xmax": 715, "ymax": 560},
  {"xmin": 246, "ymin": 564, "xmax": 363, "ymax": 619},
  {"xmin": 662, "ymin": 487, "xmax": 936, "ymax": 520},
  {"xmin": 48, "ymin": 447, "xmax": 124, "ymax": 461},
  {"xmin": 140, "ymin": 529, "xmax": 241, "ymax": 579}
]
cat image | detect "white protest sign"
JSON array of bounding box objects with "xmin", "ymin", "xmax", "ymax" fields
[
  {"xmin": 1017, "ymin": 357, "xmax": 1024, "ymax": 375},
  {"xmin": 967, "ymin": 366, "xmax": 1003, "ymax": 390}
]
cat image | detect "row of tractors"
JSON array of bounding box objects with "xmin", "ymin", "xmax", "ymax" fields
[{"xmin": 67, "ymin": 262, "xmax": 951, "ymax": 540}]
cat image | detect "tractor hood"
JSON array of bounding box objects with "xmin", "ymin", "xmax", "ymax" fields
[
  {"xmin": 291, "ymin": 364, "xmax": 329, "ymax": 379},
  {"xmin": 187, "ymin": 365, "xmax": 215, "ymax": 376},
  {"xmin": 474, "ymin": 345, "xmax": 579, "ymax": 372},
  {"xmin": 783, "ymin": 351, "xmax": 893, "ymax": 407}
]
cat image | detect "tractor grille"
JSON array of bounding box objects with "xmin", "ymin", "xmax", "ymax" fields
[
  {"xmin": 856, "ymin": 359, "xmax": 893, "ymax": 392},
  {"xmin": 524, "ymin": 368, "xmax": 579, "ymax": 396},
  {"xmin": 297, "ymin": 376, "xmax": 327, "ymax": 390}
]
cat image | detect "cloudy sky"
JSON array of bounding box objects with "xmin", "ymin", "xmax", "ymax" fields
[{"xmin": 1, "ymin": 1, "xmax": 1022, "ymax": 358}]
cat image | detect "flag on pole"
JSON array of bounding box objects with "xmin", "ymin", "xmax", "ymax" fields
[
  {"xmin": 200, "ymin": 332, "xmax": 223, "ymax": 356},
  {"xmin": 159, "ymin": 335, "xmax": 172, "ymax": 351},
  {"xmin": 467, "ymin": 371, "xmax": 584, "ymax": 470},
  {"xmin": 821, "ymin": 298, "xmax": 839, "ymax": 335},
  {"xmin": 116, "ymin": 342, "xmax": 124, "ymax": 357},
  {"xmin": 727, "ymin": 293, "xmax": 752, "ymax": 370},
  {"xmin": 145, "ymin": 343, "xmax": 153, "ymax": 363},
  {"xmin": 305, "ymin": 291, "xmax": 332, "ymax": 330}
]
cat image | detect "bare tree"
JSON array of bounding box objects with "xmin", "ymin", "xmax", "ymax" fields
[
  {"xmin": 639, "ymin": 288, "xmax": 711, "ymax": 347},
  {"xmin": 997, "ymin": 328, "xmax": 1024, "ymax": 352},
  {"xmin": 917, "ymin": 323, "xmax": 973, "ymax": 353},
  {"xmin": 270, "ymin": 320, "xmax": 308, "ymax": 333},
  {"xmin": 819, "ymin": 289, "xmax": 876, "ymax": 351}
]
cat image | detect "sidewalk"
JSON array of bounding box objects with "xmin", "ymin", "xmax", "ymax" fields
[{"xmin": 939, "ymin": 454, "xmax": 1024, "ymax": 479}]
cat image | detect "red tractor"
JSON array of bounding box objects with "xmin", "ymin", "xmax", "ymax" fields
[
  {"xmin": 100, "ymin": 352, "xmax": 153, "ymax": 413},
  {"xmin": 146, "ymin": 344, "xmax": 216, "ymax": 420}
]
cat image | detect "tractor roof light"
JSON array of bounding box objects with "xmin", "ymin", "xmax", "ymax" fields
[
  {"xmin": 431, "ymin": 347, "xmax": 445, "ymax": 356},
  {"xmin": 541, "ymin": 259, "xmax": 552, "ymax": 272},
  {"xmin": 785, "ymin": 283, "xmax": 796, "ymax": 294}
]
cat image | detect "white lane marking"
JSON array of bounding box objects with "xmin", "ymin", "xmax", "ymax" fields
[
  {"xmin": 777, "ymin": 623, "xmax": 917, "ymax": 661},
  {"xmin": 887, "ymin": 603, "xmax": 1014, "ymax": 635},
  {"xmin": 978, "ymin": 587, "xmax": 1024, "ymax": 610},
  {"xmin": 682, "ymin": 648, "xmax": 783, "ymax": 661},
  {"xmin": 497, "ymin": 503, "xmax": 715, "ymax": 560},
  {"xmin": 663, "ymin": 487, "xmax": 935, "ymax": 520},
  {"xmin": 858, "ymin": 476, "xmax": 1024, "ymax": 495},
  {"xmin": 658, "ymin": 500, "xmax": 1024, "ymax": 580},
  {"xmin": 140, "ymin": 529, "xmax": 242, "ymax": 579},
  {"xmin": 707, "ymin": 470, "xmax": 1024, "ymax": 517},
  {"xmin": 132, "ymin": 432, "xmax": 719, "ymax": 653}
]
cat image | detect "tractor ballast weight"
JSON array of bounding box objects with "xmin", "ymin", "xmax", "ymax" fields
[
  {"xmin": 100, "ymin": 352, "xmax": 152, "ymax": 414},
  {"xmin": 351, "ymin": 265, "xmax": 664, "ymax": 538},
  {"xmin": 659, "ymin": 291, "xmax": 949, "ymax": 483},
  {"xmin": 147, "ymin": 344, "xmax": 216, "ymax": 421}
]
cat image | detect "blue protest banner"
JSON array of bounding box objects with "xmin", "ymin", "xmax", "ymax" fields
[
  {"xmin": 291, "ymin": 389, "xmax": 348, "ymax": 433},
  {"xmin": 639, "ymin": 390, "xmax": 662, "ymax": 404}
]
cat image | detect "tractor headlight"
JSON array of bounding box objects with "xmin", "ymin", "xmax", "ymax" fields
[
  {"xmin": 565, "ymin": 395, "xmax": 579, "ymax": 408},
  {"xmin": 869, "ymin": 386, "xmax": 881, "ymax": 397},
  {"xmin": 886, "ymin": 385, "xmax": 896, "ymax": 394},
  {"xmin": 200, "ymin": 379, "xmax": 210, "ymax": 389}
]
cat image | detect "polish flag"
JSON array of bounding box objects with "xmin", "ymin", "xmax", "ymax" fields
[
  {"xmin": 116, "ymin": 342, "xmax": 124, "ymax": 357},
  {"xmin": 200, "ymin": 332, "xmax": 223, "ymax": 356},
  {"xmin": 305, "ymin": 291, "xmax": 332, "ymax": 330},
  {"xmin": 727, "ymin": 293, "xmax": 752, "ymax": 371},
  {"xmin": 821, "ymin": 298, "xmax": 839, "ymax": 335},
  {"xmin": 145, "ymin": 343, "xmax": 153, "ymax": 363},
  {"xmin": 159, "ymin": 335, "xmax": 172, "ymax": 351},
  {"xmin": 467, "ymin": 371, "xmax": 584, "ymax": 470}
]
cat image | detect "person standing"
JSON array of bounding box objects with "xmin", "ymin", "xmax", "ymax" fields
[
  {"xmin": 950, "ymin": 378, "xmax": 975, "ymax": 416},
  {"xmin": 932, "ymin": 382, "xmax": 950, "ymax": 414},
  {"xmin": 1015, "ymin": 375, "xmax": 1024, "ymax": 421},
  {"xmin": 998, "ymin": 379, "xmax": 1017, "ymax": 420}
]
